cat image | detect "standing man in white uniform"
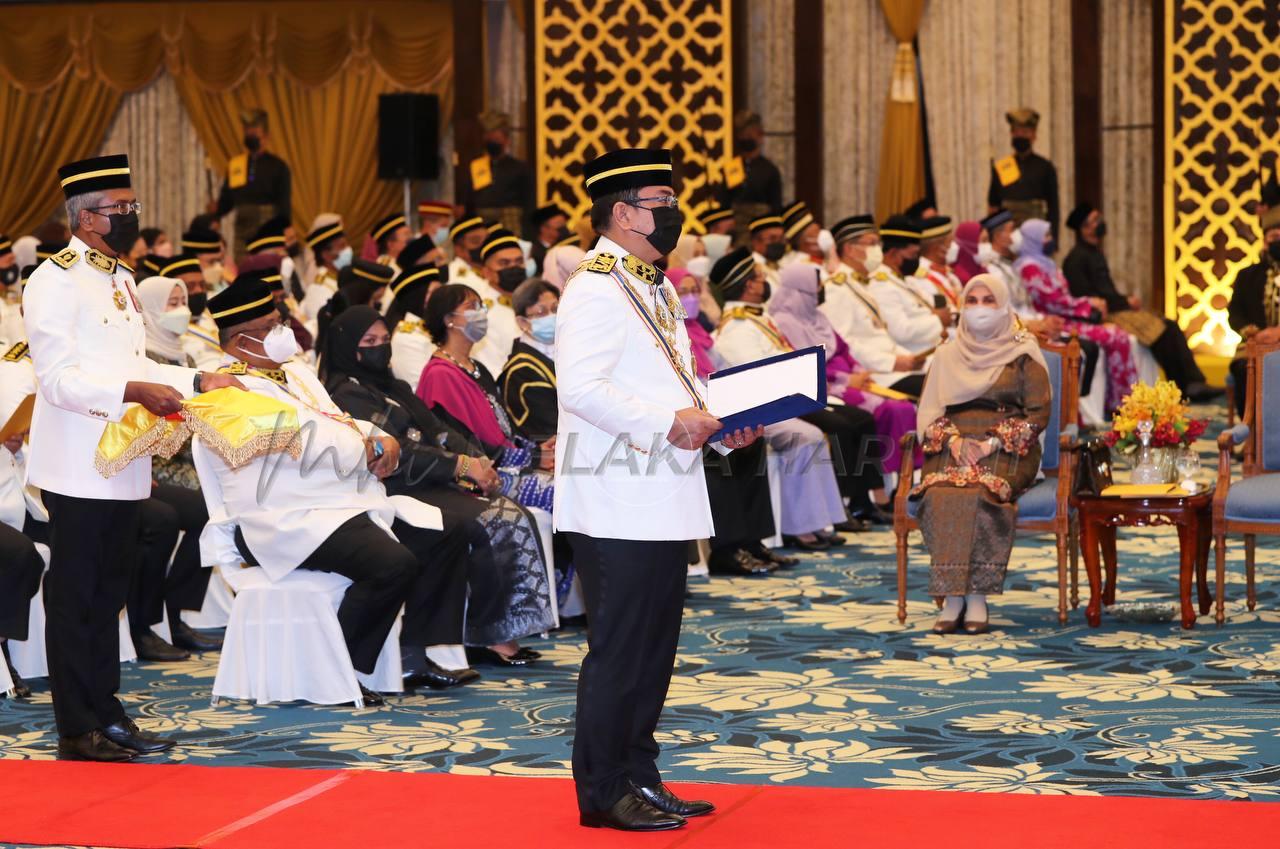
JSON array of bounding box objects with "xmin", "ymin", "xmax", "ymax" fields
[
  {"xmin": 23, "ymin": 154, "xmax": 242, "ymax": 762},
  {"xmin": 555, "ymin": 148, "xmax": 761, "ymax": 832}
]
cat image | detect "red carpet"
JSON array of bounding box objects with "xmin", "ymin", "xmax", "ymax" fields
[{"xmin": 1, "ymin": 761, "xmax": 1277, "ymax": 848}]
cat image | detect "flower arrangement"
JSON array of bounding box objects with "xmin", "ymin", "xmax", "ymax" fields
[{"xmin": 1103, "ymin": 379, "xmax": 1208, "ymax": 452}]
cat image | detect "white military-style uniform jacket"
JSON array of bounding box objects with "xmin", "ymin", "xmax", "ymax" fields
[
  {"xmin": 447, "ymin": 257, "xmax": 486, "ymax": 289},
  {"xmin": 866, "ymin": 264, "xmax": 944, "ymax": 356},
  {"xmin": 821, "ymin": 263, "xmax": 917, "ymax": 386},
  {"xmin": 300, "ymin": 266, "xmax": 338, "ymax": 322},
  {"xmin": 713, "ymin": 300, "xmax": 792, "ymax": 365},
  {"xmin": 390, "ymin": 311, "xmax": 435, "ymax": 388},
  {"xmin": 554, "ymin": 235, "xmax": 723, "ymax": 542},
  {"xmin": 0, "ymin": 343, "xmax": 46, "ymax": 530},
  {"xmin": 750, "ymin": 250, "xmax": 782, "ymax": 288},
  {"xmin": 193, "ymin": 357, "xmax": 439, "ymax": 580},
  {"xmin": 182, "ymin": 310, "xmax": 224, "ymax": 371},
  {"xmin": 0, "ymin": 298, "xmax": 25, "ymax": 347},
  {"xmin": 23, "ymin": 237, "xmax": 195, "ymax": 501}
]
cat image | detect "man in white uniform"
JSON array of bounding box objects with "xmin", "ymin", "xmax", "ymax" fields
[
  {"xmin": 867, "ymin": 215, "xmax": 951, "ymax": 356},
  {"xmin": 445, "ymin": 215, "xmax": 488, "ymax": 289},
  {"xmin": 388, "ymin": 265, "xmax": 440, "ymax": 387},
  {"xmin": 24, "ymin": 154, "xmax": 241, "ymax": 761},
  {"xmin": 555, "ymin": 148, "xmax": 760, "ymax": 832},
  {"xmin": 468, "ymin": 228, "xmax": 525, "ymax": 375}
]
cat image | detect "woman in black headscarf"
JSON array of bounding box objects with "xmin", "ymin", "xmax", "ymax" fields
[{"xmin": 322, "ymin": 306, "xmax": 556, "ymax": 667}]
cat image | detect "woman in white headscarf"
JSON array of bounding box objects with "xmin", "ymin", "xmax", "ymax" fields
[
  {"xmin": 137, "ymin": 276, "xmax": 194, "ymax": 366},
  {"xmin": 912, "ymin": 273, "xmax": 1051, "ymax": 635},
  {"xmin": 541, "ymin": 244, "xmax": 586, "ymax": 290}
]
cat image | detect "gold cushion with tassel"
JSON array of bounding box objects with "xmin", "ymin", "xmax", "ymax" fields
[
  {"xmin": 94, "ymin": 406, "xmax": 188, "ymax": 478},
  {"xmin": 179, "ymin": 387, "xmax": 303, "ymax": 470}
]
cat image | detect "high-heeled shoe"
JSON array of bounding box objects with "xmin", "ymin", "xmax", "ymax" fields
[
  {"xmin": 962, "ymin": 617, "xmax": 990, "ymax": 635},
  {"xmin": 781, "ymin": 534, "xmax": 830, "ymax": 551},
  {"xmin": 932, "ymin": 603, "xmax": 964, "ymax": 635}
]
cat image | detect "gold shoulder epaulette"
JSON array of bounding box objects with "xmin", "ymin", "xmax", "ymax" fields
[
  {"xmin": 377, "ymin": 255, "xmax": 391, "ymax": 265},
  {"xmin": 50, "ymin": 248, "xmax": 79, "ymax": 269},
  {"xmin": 397, "ymin": 319, "xmax": 422, "ymax": 334},
  {"xmin": 870, "ymin": 268, "xmax": 891, "ymax": 281},
  {"xmin": 85, "ymin": 249, "xmax": 117, "ymax": 274},
  {"xmin": 621, "ymin": 254, "xmax": 657, "ymax": 284},
  {"xmin": 585, "ymin": 252, "xmax": 617, "ymax": 274},
  {"xmin": 2, "ymin": 341, "xmax": 29, "ymax": 362},
  {"xmin": 829, "ymin": 272, "xmax": 847, "ymax": 284},
  {"xmin": 219, "ymin": 361, "xmax": 249, "ymax": 375}
]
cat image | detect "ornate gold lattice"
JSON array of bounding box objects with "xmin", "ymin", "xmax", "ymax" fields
[
  {"xmin": 1166, "ymin": 0, "xmax": 1280, "ymax": 355},
  {"xmin": 534, "ymin": 0, "xmax": 732, "ymax": 222}
]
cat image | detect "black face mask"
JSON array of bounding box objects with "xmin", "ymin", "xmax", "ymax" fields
[
  {"xmin": 1269, "ymin": 241, "xmax": 1280, "ymax": 263},
  {"xmin": 468, "ymin": 247, "xmax": 484, "ymax": 264},
  {"xmin": 275, "ymin": 301, "xmax": 290, "ymax": 320},
  {"xmin": 1012, "ymin": 137, "xmax": 1032, "ymax": 154},
  {"xmin": 1043, "ymin": 239, "xmax": 1057, "ymax": 256},
  {"xmin": 736, "ymin": 137, "xmax": 758, "ymax": 154},
  {"xmin": 629, "ymin": 205, "xmax": 682, "ymax": 256},
  {"xmin": 484, "ymin": 141, "xmax": 503, "ymax": 158},
  {"xmin": 187, "ymin": 292, "xmax": 207, "ymax": 317},
  {"xmin": 497, "ymin": 266, "xmax": 526, "ymax": 293},
  {"xmin": 0, "ymin": 267, "xmax": 17, "ymax": 288},
  {"xmin": 763, "ymin": 241, "xmax": 786, "ymax": 263},
  {"xmin": 760, "ymin": 282, "xmax": 772, "ymax": 302},
  {"xmin": 817, "ymin": 285, "xmax": 826, "ymax": 306},
  {"xmin": 556, "ymin": 226, "xmax": 572, "ymax": 243},
  {"xmin": 286, "ymin": 242, "xmax": 302, "ymax": 258},
  {"xmin": 1094, "ymin": 221, "xmax": 1108, "ymax": 239},
  {"xmin": 98, "ymin": 211, "xmax": 140, "ymax": 256},
  {"xmin": 899, "ymin": 256, "xmax": 921, "ymax": 278},
  {"xmin": 244, "ymin": 134, "xmax": 261, "ymax": 153},
  {"xmin": 358, "ymin": 343, "xmax": 392, "ymax": 372}
]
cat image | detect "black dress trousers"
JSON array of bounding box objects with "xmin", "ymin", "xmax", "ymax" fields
[
  {"xmin": 128, "ymin": 486, "xmax": 212, "ymax": 631},
  {"xmin": 0, "ymin": 520, "xmax": 45, "ymax": 641},
  {"xmin": 44, "ymin": 492, "xmax": 141, "ymax": 737},
  {"xmin": 563, "ymin": 532, "xmax": 687, "ymax": 814},
  {"xmin": 703, "ymin": 440, "xmax": 775, "ymax": 554},
  {"xmin": 800, "ymin": 404, "xmax": 885, "ymax": 505}
]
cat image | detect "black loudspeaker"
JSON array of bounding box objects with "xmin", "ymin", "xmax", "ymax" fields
[{"xmin": 377, "ymin": 93, "xmax": 440, "ymax": 180}]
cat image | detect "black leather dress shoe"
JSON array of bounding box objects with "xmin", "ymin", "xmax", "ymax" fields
[
  {"xmin": 133, "ymin": 630, "xmax": 190, "ymax": 662},
  {"xmin": 467, "ymin": 646, "xmax": 535, "ymax": 667},
  {"xmin": 58, "ymin": 730, "xmax": 138, "ymax": 762},
  {"xmin": 815, "ymin": 531, "xmax": 847, "ymax": 547},
  {"xmin": 1185, "ymin": 382, "xmax": 1222, "ymax": 403},
  {"xmin": 1, "ymin": 644, "xmax": 29, "ymax": 698},
  {"xmin": 850, "ymin": 505, "xmax": 894, "ymax": 526},
  {"xmin": 782, "ymin": 534, "xmax": 830, "ymax": 551},
  {"xmin": 709, "ymin": 548, "xmax": 775, "ymax": 575},
  {"xmin": 170, "ymin": 620, "xmax": 223, "ymax": 653},
  {"xmin": 359, "ymin": 684, "xmax": 386, "ymax": 707},
  {"xmin": 403, "ymin": 659, "xmax": 481, "ymax": 690},
  {"xmin": 580, "ymin": 793, "xmax": 686, "ymax": 831},
  {"xmin": 749, "ymin": 544, "xmax": 799, "ymax": 568},
  {"xmin": 629, "ymin": 781, "xmax": 715, "ymax": 818},
  {"xmin": 102, "ymin": 717, "xmax": 177, "ymax": 754},
  {"xmin": 511, "ymin": 646, "xmax": 541, "ymax": 661},
  {"xmin": 832, "ymin": 517, "xmax": 871, "ymax": 533}
]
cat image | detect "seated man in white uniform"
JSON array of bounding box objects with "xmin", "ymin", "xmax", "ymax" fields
[
  {"xmin": 300, "ymin": 219, "xmax": 351, "ymax": 322},
  {"xmin": 867, "ymin": 215, "xmax": 951, "ymax": 356},
  {"xmin": 387, "ymin": 265, "xmax": 441, "ymax": 387},
  {"xmin": 446, "ymin": 215, "xmax": 488, "ymax": 289},
  {"xmin": 747, "ymin": 212, "xmax": 787, "ymax": 288},
  {"xmin": 200, "ymin": 276, "xmax": 472, "ymax": 705},
  {"xmin": 822, "ymin": 214, "xmax": 927, "ymax": 398},
  {"xmin": 468, "ymin": 228, "xmax": 526, "ymax": 376}
]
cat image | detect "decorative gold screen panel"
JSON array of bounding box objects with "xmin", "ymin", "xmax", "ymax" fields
[
  {"xmin": 534, "ymin": 0, "xmax": 733, "ymax": 222},
  {"xmin": 1166, "ymin": 0, "xmax": 1280, "ymax": 355}
]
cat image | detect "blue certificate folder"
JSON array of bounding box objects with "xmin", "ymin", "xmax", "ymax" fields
[{"xmin": 707, "ymin": 346, "xmax": 827, "ymax": 442}]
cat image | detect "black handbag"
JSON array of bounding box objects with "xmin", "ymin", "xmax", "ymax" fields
[{"xmin": 1074, "ymin": 435, "xmax": 1113, "ymax": 496}]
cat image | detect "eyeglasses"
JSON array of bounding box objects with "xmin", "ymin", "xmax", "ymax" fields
[
  {"xmin": 630, "ymin": 196, "xmax": 680, "ymax": 210},
  {"xmin": 89, "ymin": 201, "xmax": 143, "ymax": 216}
]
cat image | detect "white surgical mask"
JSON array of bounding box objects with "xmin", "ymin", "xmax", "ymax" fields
[
  {"xmin": 155, "ymin": 307, "xmax": 191, "ymax": 335},
  {"xmin": 702, "ymin": 233, "xmax": 731, "ymax": 264},
  {"xmin": 816, "ymin": 229, "xmax": 835, "ymax": 256},
  {"xmin": 433, "ymin": 226, "xmax": 450, "ymax": 246},
  {"xmin": 945, "ymin": 242, "xmax": 960, "ymax": 265},
  {"xmin": 686, "ymin": 255, "xmax": 712, "ymax": 280},
  {"xmin": 280, "ymin": 256, "xmax": 296, "ymax": 285},
  {"xmin": 459, "ymin": 309, "xmax": 488, "ymax": 343},
  {"xmin": 962, "ymin": 305, "xmax": 1005, "ymax": 339},
  {"xmin": 525, "ymin": 257, "xmax": 538, "ymax": 279},
  {"xmin": 1009, "ymin": 230, "xmax": 1024, "ymax": 256},
  {"xmin": 976, "ymin": 243, "xmax": 999, "ymax": 266},
  {"xmin": 202, "ymin": 262, "xmax": 223, "ymax": 287},
  {"xmin": 245, "ymin": 323, "xmax": 300, "ymax": 363},
  {"xmin": 333, "ymin": 246, "xmax": 354, "ymax": 270},
  {"xmin": 529, "ymin": 313, "xmax": 557, "ymax": 344},
  {"xmin": 154, "ymin": 242, "xmax": 174, "ymax": 259},
  {"xmin": 861, "ymin": 245, "xmax": 883, "ymax": 273}
]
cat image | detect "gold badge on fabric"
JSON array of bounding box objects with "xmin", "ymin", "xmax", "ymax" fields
[
  {"xmin": 50, "ymin": 248, "xmax": 80, "ymax": 269},
  {"xmin": 622, "ymin": 254, "xmax": 657, "ymax": 285},
  {"xmin": 86, "ymin": 249, "xmax": 118, "ymax": 275},
  {"xmin": 586, "ymin": 252, "xmax": 617, "ymax": 274},
  {"xmin": 2, "ymin": 342, "xmax": 29, "ymax": 362}
]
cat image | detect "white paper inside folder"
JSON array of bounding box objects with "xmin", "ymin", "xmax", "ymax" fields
[{"xmin": 706, "ymin": 346, "xmax": 827, "ymax": 436}]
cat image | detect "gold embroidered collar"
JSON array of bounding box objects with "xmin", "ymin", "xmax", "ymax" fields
[
  {"xmin": 622, "ymin": 254, "xmax": 658, "ymax": 285},
  {"xmin": 85, "ymin": 248, "xmax": 118, "ymax": 275}
]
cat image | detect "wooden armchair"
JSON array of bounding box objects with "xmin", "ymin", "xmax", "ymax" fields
[
  {"xmin": 1212, "ymin": 335, "xmax": 1280, "ymax": 624},
  {"xmin": 893, "ymin": 337, "xmax": 1082, "ymax": 625}
]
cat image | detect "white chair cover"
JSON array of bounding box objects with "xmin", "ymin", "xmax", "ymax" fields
[{"xmin": 211, "ymin": 565, "xmax": 402, "ymax": 707}]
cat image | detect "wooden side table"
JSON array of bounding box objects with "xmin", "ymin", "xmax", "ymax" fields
[{"xmin": 1076, "ymin": 487, "xmax": 1215, "ymax": 629}]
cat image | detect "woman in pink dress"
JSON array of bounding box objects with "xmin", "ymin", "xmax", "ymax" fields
[{"xmin": 1015, "ymin": 219, "xmax": 1137, "ymax": 412}]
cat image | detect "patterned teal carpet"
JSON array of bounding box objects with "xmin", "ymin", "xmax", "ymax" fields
[{"xmin": 4, "ymin": 410, "xmax": 1280, "ymax": 849}]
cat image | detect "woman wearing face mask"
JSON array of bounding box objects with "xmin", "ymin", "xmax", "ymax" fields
[
  {"xmin": 500, "ymin": 279, "xmax": 562, "ymax": 455},
  {"xmin": 417, "ymin": 284, "xmax": 556, "ymax": 507},
  {"xmin": 322, "ymin": 305, "xmax": 555, "ymax": 669},
  {"xmin": 1015, "ymin": 218, "xmax": 1136, "ymax": 413},
  {"xmin": 670, "ymin": 268, "xmax": 722, "ymax": 380},
  {"xmin": 950, "ymin": 221, "xmax": 988, "ymax": 285},
  {"xmin": 911, "ymin": 274, "xmax": 1052, "ymax": 635}
]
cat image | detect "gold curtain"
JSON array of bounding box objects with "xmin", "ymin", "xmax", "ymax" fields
[
  {"xmin": 0, "ymin": 2, "xmax": 451, "ymax": 237},
  {"xmin": 0, "ymin": 77, "xmax": 124, "ymax": 236},
  {"xmin": 874, "ymin": 0, "xmax": 927, "ymax": 222}
]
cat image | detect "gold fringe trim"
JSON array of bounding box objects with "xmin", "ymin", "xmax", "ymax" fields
[
  {"xmin": 94, "ymin": 417, "xmax": 190, "ymax": 479},
  {"xmin": 183, "ymin": 413, "xmax": 302, "ymax": 471}
]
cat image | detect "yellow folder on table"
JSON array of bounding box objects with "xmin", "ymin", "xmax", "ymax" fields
[
  {"xmin": 1100, "ymin": 483, "xmax": 1188, "ymax": 498},
  {"xmin": 864, "ymin": 383, "xmax": 911, "ymax": 401}
]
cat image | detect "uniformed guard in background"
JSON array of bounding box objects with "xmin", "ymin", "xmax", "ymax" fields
[
  {"xmin": 215, "ymin": 109, "xmax": 292, "ymax": 259},
  {"xmin": 987, "ymin": 108, "xmax": 1060, "ymax": 243},
  {"xmin": 461, "ymin": 110, "xmax": 534, "ymax": 238}
]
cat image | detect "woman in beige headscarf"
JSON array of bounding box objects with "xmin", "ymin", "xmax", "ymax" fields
[{"xmin": 912, "ymin": 273, "xmax": 1052, "ymax": 635}]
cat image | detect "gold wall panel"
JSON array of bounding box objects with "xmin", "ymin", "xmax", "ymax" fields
[
  {"xmin": 1166, "ymin": 0, "xmax": 1280, "ymax": 355},
  {"xmin": 533, "ymin": 0, "xmax": 733, "ymax": 222}
]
